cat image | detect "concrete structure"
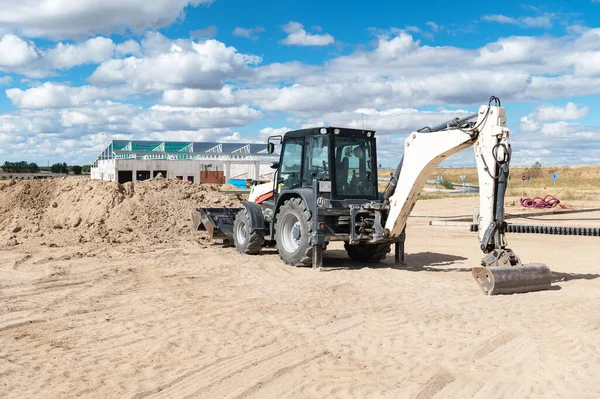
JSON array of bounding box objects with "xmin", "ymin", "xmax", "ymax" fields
[{"xmin": 91, "ymin": 140, "xmax": 278, "ymax": 184}]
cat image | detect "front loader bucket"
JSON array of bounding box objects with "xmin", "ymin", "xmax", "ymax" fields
[
  {"xmin": 191, "ymin": 207, "xmax": 242, "ymax": 240},
  {"xmin": 472, "ymin": 264, "xmax": 552, "ymax": 295}
]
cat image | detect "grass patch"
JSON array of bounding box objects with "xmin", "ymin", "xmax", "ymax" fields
[{"xmin": 379, "ymin": 165, "xmax": 600, "ymax": 202}]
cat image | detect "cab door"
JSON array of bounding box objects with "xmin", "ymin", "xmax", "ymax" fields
[
  {"xmin": 302, "ymin": 135, "xmax": 330, "ymax": 186},
  {"xmin": 276, "ymin": 138, "xmax": 304, "ymax": 194}
]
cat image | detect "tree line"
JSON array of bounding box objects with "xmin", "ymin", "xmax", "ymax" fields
[
  {"xmin": 1, "ymin": 161, "xmax": 40, "ymax": 173},
  {"xmin": 2, "ymin": 161, "xmax": 90, "ymax": 175}
]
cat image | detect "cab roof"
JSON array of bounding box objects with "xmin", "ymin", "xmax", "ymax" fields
[{"xmin": 283, "ymin": 126, "xmax": 376, "ymax": 139}]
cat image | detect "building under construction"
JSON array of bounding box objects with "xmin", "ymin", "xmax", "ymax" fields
[{"xmin": 91, "ymin": 140, "xmax": 277, "ymax": 185}]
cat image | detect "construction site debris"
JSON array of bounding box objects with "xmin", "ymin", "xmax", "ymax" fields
[{"xmin": 520, "ymin": 195, "xmax": 572, "ymax": 209}]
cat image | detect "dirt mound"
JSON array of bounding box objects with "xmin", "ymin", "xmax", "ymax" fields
[{"xmin": 0, "ymin": 177, "xmax": 242, "ymax": 248}]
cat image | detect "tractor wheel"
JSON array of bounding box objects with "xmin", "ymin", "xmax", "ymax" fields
[
  {"xmin": 344, "ymin": 242, "xmax": 391, "ymax": 263},
  {"xmin": 233, "ymin": 207, "xmax": 264, "ymax": 255},
  {"xmin": 275, "ymin": 197, "xmax": 313, "ymax": 266}
]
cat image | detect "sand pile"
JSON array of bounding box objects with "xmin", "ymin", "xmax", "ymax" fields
[{"xmin": 0, "ymin": 177, "xmax": 242, "ymax": 248}]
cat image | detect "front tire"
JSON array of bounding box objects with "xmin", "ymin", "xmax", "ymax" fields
[
  {"xmin": 275, "ymin": 197, "xmax": 313, "ymax": 266},
  {"xmin": 344, "ymin": 242, "xmax": 391, "ymax": 263},
  {"xmin": 233, "ymin": 208, "xmax": 264, "ymax": 254}
]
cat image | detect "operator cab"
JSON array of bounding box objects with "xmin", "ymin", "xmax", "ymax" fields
[{"xmin": 267, "ymin": 127, "xmax": 378, "ymax": 200}]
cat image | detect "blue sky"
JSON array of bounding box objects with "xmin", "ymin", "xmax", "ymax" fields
[{"xmin": 0, "ymin": 0, "xmax": 600, "ymax": 167}]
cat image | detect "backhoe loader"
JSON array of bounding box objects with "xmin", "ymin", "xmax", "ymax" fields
[{"xmin": 192, "ymin": 96, "xmax": 552, "ymax": 295}]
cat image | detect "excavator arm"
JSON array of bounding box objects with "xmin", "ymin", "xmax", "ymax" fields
[{"xmin": 382, "ymin": 97, "xmax": 552, "ymax": 295}]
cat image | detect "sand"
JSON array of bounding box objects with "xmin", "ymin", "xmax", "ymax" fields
[
  {"xmin": 0, "ymin": 177, "xmax": 241, "ymax": 248},
  {"xmin": 0, "ymin": 179, "xmax": 599, "ymax": 398}
]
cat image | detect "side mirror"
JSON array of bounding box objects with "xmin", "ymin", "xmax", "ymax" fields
[{"xmin": 267, "ymin": 143, "xmax": 275, "ymax": 154}]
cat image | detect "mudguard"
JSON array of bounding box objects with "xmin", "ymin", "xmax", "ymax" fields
[
  {"xmin": 241, "ymin": 201, "xmax": 266, "ymax": 230},
  {"xmin": 275, "ymin": 188, "xmax": 315, "ymax": 214}
]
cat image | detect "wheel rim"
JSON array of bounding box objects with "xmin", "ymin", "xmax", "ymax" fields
[
  {"xmin": 280, "ymin": 213, "xmax": 301, "ymax": 253},
  {"xmin": 235, "ymin": 219, "xmax": 247, "ymax": 245}
]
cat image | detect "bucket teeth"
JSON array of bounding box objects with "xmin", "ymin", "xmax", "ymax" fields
[{"xmin": 472, "ymin": 264, "xmax": 552, "ymax": 295}]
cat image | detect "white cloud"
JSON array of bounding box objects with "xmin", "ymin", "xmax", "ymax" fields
[
  {"xmin": 519, "ymin": 102, "xmax": 589, "ymax": 134},
  {"xmin": 280, "ymin": 22, "xmax": 334, "ymax": 46},
  {"xmin": 115, "ymin": 40, "xmax": 141, "ymax": 57},
  {"xmin": 258, "ymin": 126, "xmax": 289, "ymax": 140},
  {"xmin": 0, "ymin": 76, "xmax": 12, "ymax": 85},
  {"xmin": 482, "ymin": 14, "xmax": 553, "ymax": 28},
  {"xmin": 0, "ymin": 34, "xmax": 140, "ymax": 76},
  {"xmin": 536, "ymin": 102, "xmax": 589, "ymax": 121},
  {"xmin": 254, "ymin": 61, "xmax": 317, "ymax": 81},
  {"xmin": 371, "ymin": 32, "xmax": 419, "ymax": 60},
  {"xmin": 218, "ymin": 132, "xmax": 249, "ymax": 143},
  {"xmin": 3, "ymin": 26, "xmax": 600, "ymax": 166},
  {"xmin": 302, "ymin": 108, "xmax": 471, "ymax": 134},
  {"xmin": 405, "ymin": 26, "xmax": 421, "ymax": 33},
  {"xmin": 519, "ymin": 116, "xmax": 540, "ymax": 133},
  {"xmin": 474, "ymin": 36, "xmax": 554, "ymax": 67},
  {"xmin": 512, "ymin": 120, "xmax": 600, "ymax": 166},
  {"xmin": 140, "ymin": 31, "xmax": 175, "ymax": 56},
  {"xmin": 161, "ymin": 87, "xmax": 239, "ymax": 107},
  {"xmin": 6, "ymin": 83, "xmax": 125, "ymax": 109},
  {"xmin": 426, "ymin": 21, "xmax": 439, "ymax": 32},
  {"xmin": 0, "ymin": 101, "xmax": 261, "ymax": 164},
  {"xmin": 90, "ymin": 34, "xmax": 261, "ymax": 91},
  {"xmin": 0, "ymin": 34, "xmax": 39, "ymax": 68},
  {"xmin": 46, "ymin": 37, "xmax": 116, "ymax": 69},
  {"xmin": 232, "ymin": 26, "xmax": 265, "ymax": 40},
  {"xmin": 513, "ymin": 101, "xmax": 600, "ymax": 165},
  {"xmin": 0, "ymin": 0, "xmax": 214, "ymax": 39},
  {"xmin": 136, "ymin": 105, "xmax": 262, "ymax": 131}
]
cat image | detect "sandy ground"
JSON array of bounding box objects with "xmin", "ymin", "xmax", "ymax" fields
[{"xmin": 1, "ymin": 196, "xmax": 599, "ymax": 398}]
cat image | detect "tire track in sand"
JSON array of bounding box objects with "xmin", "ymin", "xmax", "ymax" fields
[
  {"xmin": 134, "ymin": 312, "xmax": 362, "ymax": 399},
  {"xmin": 134, "ymin": 340, "xmax": 297, "ymax": 399},
  {"xmin": 0, "ymin": 311, "xmax": 45, "ymax": 332}
]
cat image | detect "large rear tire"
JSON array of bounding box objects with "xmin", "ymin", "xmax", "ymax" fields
[
  {"xmin": 344, "ymin": 242, "xmax": 391, "ymax": 263},
  {"xmin": 275, "ymin": 197, "xmax": 313, "ymax": 266},
  {"xmin": 233, "ymin": 208, "xmax": 264, "ymax": 255}
]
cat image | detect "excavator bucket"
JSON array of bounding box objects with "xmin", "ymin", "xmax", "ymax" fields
[
  {"xmin": 472, "ymin": 264, "xmax": 552, "ymax": 295},
  {"xmin": 191, "ymin": 207, "xmax": 242, "ymax": 241}
]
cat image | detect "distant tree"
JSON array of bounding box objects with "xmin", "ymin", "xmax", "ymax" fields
[
  {"xmin": 51, "ymin": 163, "xmax": 63, "ymax": 173},
  {"xmin": 82, "ymin": 165, "xmax": 91, "ymax": 173},
  {"xmin": 17, "ymin": 161, "xmax": 28, "ymax": 172},
  {"xmin": 61, "ymin": 162, "xmax": 68, "ymax": 174},
  {"xmin": 2, "ymin": 161, "xmax": 41, "ymax": 173},
  {"xmin": 71, "ymin": 165, "xmax": 83, "ymax": 175}
]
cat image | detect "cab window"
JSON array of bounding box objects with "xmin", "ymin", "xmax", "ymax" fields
[
  {"xmin": 303, "ymin": 136, "xmax": 329, "ymax": 185},
  {"xmin": 333, "ymin": 137, "xmax": 376, "ymax": 197},
  {"xmin": 278, "ymin": 139, "xmax": 303, "ymax": 191}
]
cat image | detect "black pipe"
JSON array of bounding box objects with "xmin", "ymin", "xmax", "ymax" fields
[{"xmin": 471, "ymin": 223, "xmax": 600, "ymax": 237}]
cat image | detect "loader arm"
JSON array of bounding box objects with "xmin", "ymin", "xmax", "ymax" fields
[{"xmin": 383, "ymin": 97, "xmax": 551, "ymax": 295}]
